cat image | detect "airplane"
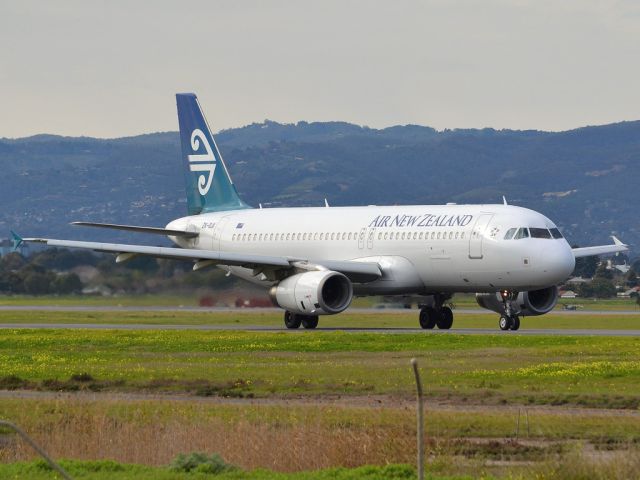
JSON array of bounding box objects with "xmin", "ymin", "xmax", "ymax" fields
[{"xmin": 20, "ymin": 93, "xmax": 629, "ymax": 331}]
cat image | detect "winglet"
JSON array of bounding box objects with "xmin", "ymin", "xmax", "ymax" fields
[
  {"xmin": 612, "ymin": 236, "xmax": 626, "ymax": 247},
  {"xmin": 9, "ymin": 231, "xmax": 24, "ymax": 252},
  {"xmin": 502, "ymin": 196, "xmax": 508, "ymax": 206}
]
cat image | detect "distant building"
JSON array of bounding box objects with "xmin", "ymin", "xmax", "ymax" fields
[
  {"xmin": 560, "ymin": 290, "xmax": 577, "ymax": 299},
  {"xmin": 619, "ymin": 287, "xmax": 640, "ymax": 298},
  {"xmin": 606, "ymin": 259, "xmax": 631, "ymax": 274},
  {"xmin": 615, "ymin": 264, "xmax": 631, "ymax": 274},
  {"xmin": 567, "ymin": 276, "xmax": 591, "ymax": 284}
]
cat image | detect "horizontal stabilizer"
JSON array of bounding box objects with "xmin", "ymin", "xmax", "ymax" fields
[
  {"xmin": 572, "ymin": 236, "xmax": 629, "ymax": 258},
  {"xmin": 72, "ymin": 222, "xmax": 198, "ymax": 238}
]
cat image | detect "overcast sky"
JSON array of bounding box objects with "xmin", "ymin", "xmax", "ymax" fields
[{"xmin": 1, "ymin": 0, "xmax": 639, "ymax": 138}]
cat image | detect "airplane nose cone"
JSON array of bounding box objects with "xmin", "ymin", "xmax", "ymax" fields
[{"xmin": 538, "ymin": 242, "xmax": 575, "ymax": 283}]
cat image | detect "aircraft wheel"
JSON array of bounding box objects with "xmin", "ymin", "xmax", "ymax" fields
[
  {"xmin": 284, "ymin": 311, "xmax": 302, "ymax": 329},
  {"xmin": 419, "ymin": 307, "xmax": 437, "ymax": 329},
  {"xmin": 510, "ymin": 316, "xmax": 521, "ymax": 331},
  {"xmin": 301, "ymin": 315, "xmax": 319, "ymax": 329},
  {"xmin": 437, "ymin": 306, "xmax": 453, "ymax": 330},
  {"xmin": 499, "ymin": 315, "xmax": 512, "ymax": 331}
]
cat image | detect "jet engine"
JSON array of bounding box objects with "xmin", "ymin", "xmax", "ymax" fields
[
  {"xmin": 269, "ymin": 270, "xmax": 353, "ymax": 315},
  {"xmin": 476, "ymin": 286, "xmax": 558, "ymax": 316}
]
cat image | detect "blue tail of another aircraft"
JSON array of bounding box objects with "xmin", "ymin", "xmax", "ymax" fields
[{"xmin": 176, "ymin": 93, "xmax": 251, "ymax": 215}]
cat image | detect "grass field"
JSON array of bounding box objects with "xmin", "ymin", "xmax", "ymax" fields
[
  {"xmin": 1, "ymin": 322, "xmax": 640, "ymax": 407},
  {"xmin": 1, "ymin": 309, "xmax": 640, "ymax": 478}
]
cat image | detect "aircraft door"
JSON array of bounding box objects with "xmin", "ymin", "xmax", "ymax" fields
[{"xmin": 468, "ymin": 213, "xmax": 494, "ymax": 259}]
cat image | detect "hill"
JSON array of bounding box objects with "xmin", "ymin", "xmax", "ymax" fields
[{"xmin": 1, "ymin": 120, "xmax": 639, "ymax": 252}]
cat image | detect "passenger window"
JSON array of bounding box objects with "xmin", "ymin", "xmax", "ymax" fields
[
  {"xmin": 530, "ymin": 228, "xmax": 551, "ymax": 239},
  {"xmin": 419, "ymin": 232, "xmax": 424, "ymax": 240},
  {"xmin": 348, "ymin": 232, "xmax": 352, "ymax": 241},
  {"xmin": 550, "ymin": 228, "xmax": 563, "ymax": 239},
  {"xmin": 384, "ymin": 232, "xmax": 388, "ymax": 240},
  {"xmin": 449, "ymin": 232, "xmax": 453, "ymax": 240},
  {"xmin": 259, "ymin": 234, "xmax": 263, "ymax": 241},
  {"xmin": 437, "ymin": 232, "xmax": 441, "ymax": 240},
  {"xmin": 455, "ymin": 232, "xmax": 459, "ymax": 239},
  {"xmin": 232, "ymin": 234, "xmax": 236, "ymax": 241},
  {"xmin": 504, "ymin": 228, "xmax": 517, "ymax": 240},
  {"xmin": 514, "ymin": 228, "xmax": 529, "ymax": 240},
  {"xmin": 461, "ymin": 232, "xmax": 465, "ymax": 240},
  {"xmin": 285, "ymin": 233, "xmax": 290, "ymax": 241},
  {"xmin": 319, "ymin": 233, "xmax": 324, "ymax": 240}
]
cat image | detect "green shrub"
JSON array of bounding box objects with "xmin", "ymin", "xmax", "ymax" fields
[{"xmin": 169, "ymin": 452, "xmax": 237, "ymax": 474}]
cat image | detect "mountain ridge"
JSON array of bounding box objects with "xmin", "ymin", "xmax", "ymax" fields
[{"xmin": 1, "ymin": 119, "xmax": 638, "ymax": 253}]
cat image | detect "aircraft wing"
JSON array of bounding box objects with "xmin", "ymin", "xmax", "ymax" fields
[
  {"xmin": 572, "ymin": 236, "xmax": 629, "ymax": 258},
  {"xmin": 22, "ymin": 237, "xmax": 382, "ymax": 283}
]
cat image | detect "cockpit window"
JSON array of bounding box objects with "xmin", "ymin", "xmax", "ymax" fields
[
  {"xmin": 504, "ymin": 228, "xmax": 517, "ymax": 240},
  {"xmin": 549, "ymin": 228, "xmax": 563, "ymax": 239},
  {"xmin": 513, "ymin": 227, "xmax": 529, "ymax": 240},
  {"xmin": 530, "ymin": 227, "xmax": 552, "ymax": 239}
]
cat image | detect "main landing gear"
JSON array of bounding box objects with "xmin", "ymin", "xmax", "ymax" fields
[
  {"xmin": 284, "ymin": 311, "xmax": 319, "ymax": 329},
  {"xmin": 419, "ymin": 295, "xmax": 454, "ymax": 330},
  {"xmin": 498, "ymin": 290, "xmax": 521, "ymax": 331}
]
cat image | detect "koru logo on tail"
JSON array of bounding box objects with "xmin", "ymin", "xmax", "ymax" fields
[{"xmin": 188, "ymin": 129, "xmax": 216, "ymax": 195}]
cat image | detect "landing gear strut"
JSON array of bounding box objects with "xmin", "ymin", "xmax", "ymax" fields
[
  {"xmin": 419, "ymin": 294, "xmax": 454, "ymax": 330},
  {"xmin": 498, "ymin": 290, "xmax": 521, "ymax": 331},
  {"xmin": 283, "ymin": 311, "xmax": 319, "ymax": 329}
]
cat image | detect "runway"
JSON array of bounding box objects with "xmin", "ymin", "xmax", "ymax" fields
[
  {"xmin": 1, "ymin": 306, "xmax": 640, "ymax": 315},
  {"xmin": 0, "ymin": 322, "xmax": 638, "ymax": 336}
]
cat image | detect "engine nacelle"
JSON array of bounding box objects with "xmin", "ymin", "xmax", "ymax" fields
[
  {"xmin": 476, "ymin": 286, "xmax": 558, "ymax": 316},
  {"xmin": 269, "ymin": 270, "xmax": 353, "ymax": 315}
]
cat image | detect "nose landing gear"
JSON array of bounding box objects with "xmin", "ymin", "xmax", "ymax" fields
[
  {"xmin": 498, "ymin": 290, "xmax": 521, "ymax": 331},
  {"xmin": 499, "ymin": 314, "xmax": 520, "ymax": 331}
]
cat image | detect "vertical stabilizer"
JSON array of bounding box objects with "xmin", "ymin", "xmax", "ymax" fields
[{"xmin": 176, "ymin": 93, "xmax": 251, "ymax": 215}]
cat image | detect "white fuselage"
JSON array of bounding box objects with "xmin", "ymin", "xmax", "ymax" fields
[{"xmin": 166, "ymin": 204, "xmax": 575, "ymax": 295}]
